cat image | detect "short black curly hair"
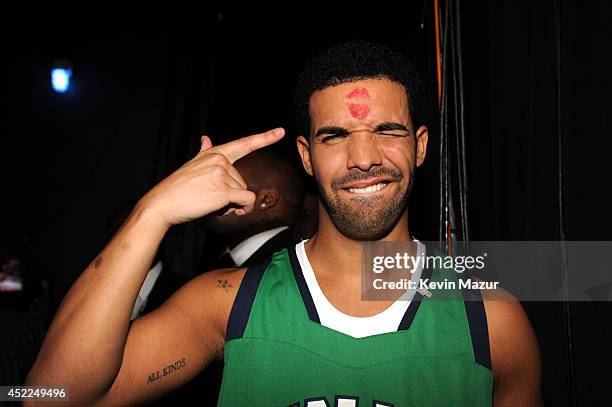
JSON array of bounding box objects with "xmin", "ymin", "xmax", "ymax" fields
[{"xmin": 293, "ymin": 40, "xmax": 425, "ymax": 137}]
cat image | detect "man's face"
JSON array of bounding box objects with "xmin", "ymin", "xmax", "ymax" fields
[{"xmin": 297, "ymin": 78, "xmax": 428, "ymax": 240}]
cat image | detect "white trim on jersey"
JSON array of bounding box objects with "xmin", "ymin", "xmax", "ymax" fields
[{"xmin": 295, "ymin": 239, "xmax": 425, "ymax": 338}]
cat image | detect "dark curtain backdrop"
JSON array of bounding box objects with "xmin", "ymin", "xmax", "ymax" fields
[
  {"xmin": 461, "ymin": 1, "xmax": 612, "ymax": 406},
  {"xmin": 2, "ymin": 2, "xmax": 611, "ymax": 405}
]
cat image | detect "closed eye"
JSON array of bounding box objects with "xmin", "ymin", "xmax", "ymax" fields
[
  {"xmin": 320, "ymin": 134, "xmax": 348, "ymax": 143},
  {"xmin": 375, "ymin": 122, "xmax": 413, "ymax": 138},
  {"xmin": 376, "ymin": 131, "xmax": 410, "ymax": 137}
]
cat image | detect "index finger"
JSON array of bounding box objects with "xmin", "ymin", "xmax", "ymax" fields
[{"xmin": 217, "ymin": 127, "xmax": 285, "ymax": 163}]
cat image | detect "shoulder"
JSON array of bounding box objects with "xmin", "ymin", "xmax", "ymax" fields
[
  {"xmin": 480, "ymin": 286, "xmax": 543, "ymax": 406},
  {"xmin": 480, "ymin": 287, "xmax": 537, "ymax": 373}
]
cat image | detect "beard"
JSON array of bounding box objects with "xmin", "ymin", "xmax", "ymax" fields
[{"xmin": 315, "ymin": 165, "xmax": 414, "ymax": 241}]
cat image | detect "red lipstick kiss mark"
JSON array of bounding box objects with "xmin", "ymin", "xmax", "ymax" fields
[
  {"xmin": 346, "ymin": 88, "xmax": 370, "ymax": 100},
  {"xmin": 346, "ymin": 88, "xmax": 371, "ymax": 119},
  {"xmin": 349, "ymin": 103, "xmax": 371, "ymax": 119}
]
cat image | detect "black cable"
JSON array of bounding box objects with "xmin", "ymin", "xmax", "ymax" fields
[
  {"xmin": 437, "ymin": 0, "xmax": 444, "ymax": 243},
  {"xmin": 438, "ymin": 0, "xmax": 449, "ymax": 243},
  {"xmin": 455, "ymin": 0, "xmax": 470, "ymax": 243},
  {"xmin": 420, "ymin": 0, "xmax": 428, "ymax": 30},
  {"xmin": 449, "ymin": 0, "xmax": 465, "ymax": 243},
  {"xmin": 443, "ymin": 0, "xmax": 451, "ymax": 249},
  {"xmin": 553, "ymin": 0, "xmax": 576, "ymax": 405}
]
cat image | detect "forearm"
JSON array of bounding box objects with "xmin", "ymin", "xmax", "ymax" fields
[{"xmin": 25, "ymin": 203, "xmax": 169, "ymax": 402}]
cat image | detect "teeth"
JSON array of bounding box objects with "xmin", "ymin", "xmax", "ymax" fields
[{"xmin": 348, "ymin": 182, "xmax": 388, "ymax": 194}]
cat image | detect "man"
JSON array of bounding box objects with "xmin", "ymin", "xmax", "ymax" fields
[
  {"xmin": 26, "ymin": 41, "xmax": 542, "ymax": 406},
  {"xmin": 203, "ymin": 149, "xmax": 305, "ymax": 269}
]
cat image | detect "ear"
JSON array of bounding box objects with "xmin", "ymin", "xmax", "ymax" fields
[
  {"xmin": 257, "ymin": 186, "xmax": 280, "ymax": 211},
  {"xmin": 296, "ymin": 135, "xmax": 314, "ymax": 176},
  {"xmin": 415, "ymin": 125, "xmax": 429, "ymax": 167}
]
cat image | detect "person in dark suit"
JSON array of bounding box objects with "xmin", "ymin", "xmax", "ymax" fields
[{"xmin": 202, "ymin": 149, "xmax": 305, "ymax": 269}]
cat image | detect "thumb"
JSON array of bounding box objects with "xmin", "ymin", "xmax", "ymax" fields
[{"xmin": 199, "ymin": 135, "xmax": 213, "ymax": 153}]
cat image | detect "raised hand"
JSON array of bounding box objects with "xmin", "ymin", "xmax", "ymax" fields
[{"xmin": 139, "ymin": 127, "xmax": 285, "ymax": 227}]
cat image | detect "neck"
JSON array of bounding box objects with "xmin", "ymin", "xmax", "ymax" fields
[{"xmin": 304, "ymin": 208, "xmax": 412, "ymax": 281}]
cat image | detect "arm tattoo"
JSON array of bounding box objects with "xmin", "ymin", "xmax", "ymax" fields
[
  {"xmin": 147, "ymin": 358, "xmax": 187, "ymax": 384},
  {"xmin": 217, "ymin": 279, "xmax": 233, "ymax": 292}
]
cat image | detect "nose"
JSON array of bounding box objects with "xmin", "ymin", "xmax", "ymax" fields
[{"xmin": 346, "ymin": 131, "xmax": 383, "ymax": 171}]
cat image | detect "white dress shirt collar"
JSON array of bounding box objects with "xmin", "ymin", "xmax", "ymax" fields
[{"xmin": 230, "ymin": 226, "xmax": 289, "ymax": 267}]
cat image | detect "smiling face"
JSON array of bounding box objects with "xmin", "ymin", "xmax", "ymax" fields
[{"xmin": 296, "ymin": 78, "xmax": 428, "ymax": 240}]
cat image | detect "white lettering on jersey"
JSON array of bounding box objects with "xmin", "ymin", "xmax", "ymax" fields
[
  {"xmin": 292, "ymin": 396, "xmax": 393, "ymax": 407},
  {"xmin": 336, "ymin": 396, "xmax": 358, "ymax": 406},
  {"xmin": 305, "ymin": 397, "xmax": 329, "ymax": 407}
]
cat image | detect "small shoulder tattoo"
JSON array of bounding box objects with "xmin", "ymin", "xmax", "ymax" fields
[{"xmin": 217, "ymin": 279, "xmax": 233, "ymax": 292}]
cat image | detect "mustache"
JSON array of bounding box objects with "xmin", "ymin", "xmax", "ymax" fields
[{"xmin": 331, "ymin": 167, "xmax": 404, "ymax": 189}]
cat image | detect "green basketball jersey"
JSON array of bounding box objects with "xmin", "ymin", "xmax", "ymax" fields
[{"xmin": 217, "ymin": 245, "xmax": 493, "ymax": 406}]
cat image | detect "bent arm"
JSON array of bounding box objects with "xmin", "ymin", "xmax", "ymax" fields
[
  {"xmin": 24, "ymin": 127, "xmax": 283, "ymax": 405},
  {"xmin": 25, "ymin": 204, "xmax": 169, "ymax": 404}
]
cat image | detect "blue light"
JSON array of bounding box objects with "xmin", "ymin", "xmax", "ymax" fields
[{"xmin": 51, "ymin": 68, "xmax": 72, "ymax": 93}]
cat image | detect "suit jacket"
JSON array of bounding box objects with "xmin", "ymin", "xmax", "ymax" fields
[{"xmin": 141, "ymin": 268, "xmax": 188, "ymax": 315}]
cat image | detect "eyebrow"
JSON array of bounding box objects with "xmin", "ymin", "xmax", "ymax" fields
[
  {"xmin": 375, "ymin": 122, "xmax": 410, "ymax": 132},
  {"xmin": 314, "ymin": 126, "xmax": 350, "ymax": 138},
  {"xmin": 314, "ymin": 122, "xmax": 410, "ymax": 138}
]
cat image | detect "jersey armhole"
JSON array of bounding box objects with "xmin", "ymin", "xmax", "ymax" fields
[
  {"xmin": 462, "ymin": 286, "xmax": 493, "ymax": 370},
  {"xmin": 225, "ymin": 257, "xmax": 272, "ymax": 340}
]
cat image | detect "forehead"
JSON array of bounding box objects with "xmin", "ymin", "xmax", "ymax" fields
[{"xmin": 308, "ymin": 78, "xmax": 410, "ymax": 127}]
